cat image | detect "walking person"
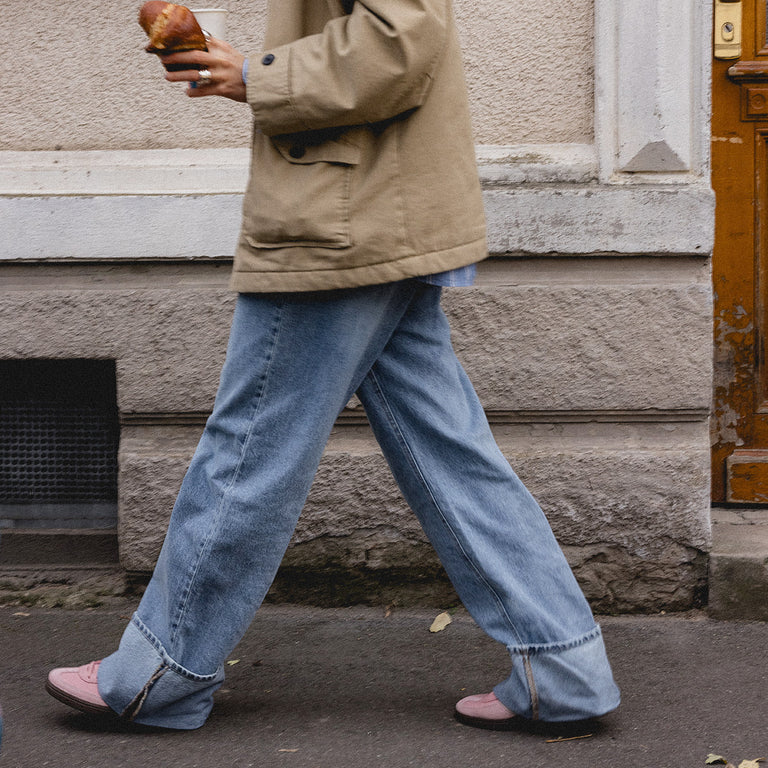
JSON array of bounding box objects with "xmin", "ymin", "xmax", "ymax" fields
[{"xmin": 47, "ymin": 0, "xmax": 620, "ymax": 731}]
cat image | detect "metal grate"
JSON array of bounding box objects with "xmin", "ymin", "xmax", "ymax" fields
[{"xmin": 0, "ymin": 360, "xmax": 119, "ymax": 514}]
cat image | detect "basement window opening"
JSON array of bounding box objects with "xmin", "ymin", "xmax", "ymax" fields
[{"xmin": 0, "ymin": 360, "xmax": 119, "ymax": 563}]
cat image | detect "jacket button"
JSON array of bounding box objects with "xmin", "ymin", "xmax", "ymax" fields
[
  {"xmin": 289, "ymin": 145, "xmax": 306, "ymax": 159},
  {"xmin": 261, "ymin": 53, "xmax": 275, "ymax": 65}
]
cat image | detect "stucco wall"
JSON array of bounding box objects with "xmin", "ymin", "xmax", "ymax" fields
[{"xmin": 3, "ymin": 0, "xmax": 593, "ymax": 150}]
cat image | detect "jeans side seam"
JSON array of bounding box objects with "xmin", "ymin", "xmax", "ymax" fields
[
  {"xmin": 120, "ymin": 664, "xmax": 168, "ymax": 722},
  {"xmin": 366, "ymin": 365, "xmax": 525, "ymax": 650},
  {"xmin": 521, "ymin": 654, "xmax": 540, "ymax": 721},
  {"xmin": 169, "ymin": 300, "xmax": 287, "ymax": 652}
]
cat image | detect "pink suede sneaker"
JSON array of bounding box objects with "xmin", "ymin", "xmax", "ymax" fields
[
  {"xmin": 455, "ymin": 691, "xmax": 602, "ymax": 736},
  {"xmin": 46, "ymin": 661, "xmax": 113, "ymax": 716},
  {"xmin": 454, "ymin": 692, "xmax": 518, "ymax": 730}
]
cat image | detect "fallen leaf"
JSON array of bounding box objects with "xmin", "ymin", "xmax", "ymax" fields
[
  {"xmin": 12, "ymin": 612, "xmax": 30, "ymax": 617},
  {"xmin": 430, "ymin": 611, "xmax": 452, "ymax": 633},
  {"xmin": 738, "ymin": 761, "xmax": 766, "ymax": 768},
  {"xmin": 707, "ymin": 757, "xmax": 729, "ymax": 766},
  {"xmin": 278, "ymin": 749, "xmax": 299, "ymax": 753},
  {"xmin": 226, "ymin": 659, "xmax": 240, "ymax": 666}
]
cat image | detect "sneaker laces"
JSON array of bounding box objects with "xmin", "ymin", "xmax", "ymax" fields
[{"xmin": 81, "ymin": 660, "xmax": 101, "ymax": 681}]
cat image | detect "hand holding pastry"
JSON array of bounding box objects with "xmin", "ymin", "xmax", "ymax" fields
[{"xmin": 138, "ymin": 2, "xmax": 246, "ymax": 102}]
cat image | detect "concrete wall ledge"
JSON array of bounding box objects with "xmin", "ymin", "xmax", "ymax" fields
[
  {"xmin": 484, "ymin": 184, "xmax": 714, "ymax": 256},
  {"xmin": 0, "ymin": 145, "xmax": 597, "ymax": 196},
  {"xmin": 0, "ymin": 144, "xmax": 714, "ymax": 261}
]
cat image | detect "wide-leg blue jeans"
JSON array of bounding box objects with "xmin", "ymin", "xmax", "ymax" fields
[{"xmin": 98, "ymin": 280, "xmax": 620, "ymax": 729}]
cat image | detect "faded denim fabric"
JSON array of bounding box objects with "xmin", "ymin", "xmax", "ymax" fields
[
  {"xmin": 418, "ymin": 263, "xmax": 476, "ymax": 287},
  {"xmin": 98, "ymin": 281, "xmax": 619, "ymax": 729}
]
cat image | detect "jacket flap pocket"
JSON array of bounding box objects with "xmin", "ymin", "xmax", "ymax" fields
[{"xmin": 273, "ymin": 137, "xmax": 361, "ymax": 166}]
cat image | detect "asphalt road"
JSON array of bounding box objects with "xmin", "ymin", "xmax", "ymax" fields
[{"xmin": 0, "ymin": 605, "xmax": 766, "ymax": 768}]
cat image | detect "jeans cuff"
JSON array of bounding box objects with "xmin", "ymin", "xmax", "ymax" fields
[
  {"xmin": 98, "ymin": 613, "xmax": 225, "ymax": 730},
  {"xmin": 493, "ymin": 624, "xmax": 621, "ymax": 722}
]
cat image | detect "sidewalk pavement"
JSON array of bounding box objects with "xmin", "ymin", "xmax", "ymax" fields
[{"xmin": 0, "ymin": 603, "xmax": 766, "ymax": 768}]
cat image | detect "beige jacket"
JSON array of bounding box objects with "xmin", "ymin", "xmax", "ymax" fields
[{"xmin": 231, "ymin": 0, "xmax": 487, "ymax": 293}]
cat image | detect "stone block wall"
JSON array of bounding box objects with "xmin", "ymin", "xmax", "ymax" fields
[{"xmin": 0, "ymin": 249, "xmax": 713, "ymax": 611}]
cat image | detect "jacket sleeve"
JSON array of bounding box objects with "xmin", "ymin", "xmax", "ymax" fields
[{"xmin": 246, "ymin": 0, "xmax": 450, "ymax": 136}]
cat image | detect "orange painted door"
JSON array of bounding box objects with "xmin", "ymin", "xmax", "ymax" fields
[{"xmin": 713, "ymin": 0, "xmax": 768, "ymax": 500}]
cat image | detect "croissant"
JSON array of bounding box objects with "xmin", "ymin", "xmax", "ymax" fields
[{"xmin": 138, "ymin": 1, "xmax": 207, "ymax": 56}]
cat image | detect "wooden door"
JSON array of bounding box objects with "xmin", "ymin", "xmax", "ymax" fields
[{"xmin": 712, "ymin": 0, "xmax": 768, "ymax": 501}]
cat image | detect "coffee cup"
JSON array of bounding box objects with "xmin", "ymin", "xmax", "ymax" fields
[{"xmin": 191, "ymin": 8, "xmax": 228, "ymax": 40}]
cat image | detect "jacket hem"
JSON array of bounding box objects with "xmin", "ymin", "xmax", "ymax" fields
[{"xmin": 228, "ymin": 235, "xmax": 487, "ymax": 293}]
